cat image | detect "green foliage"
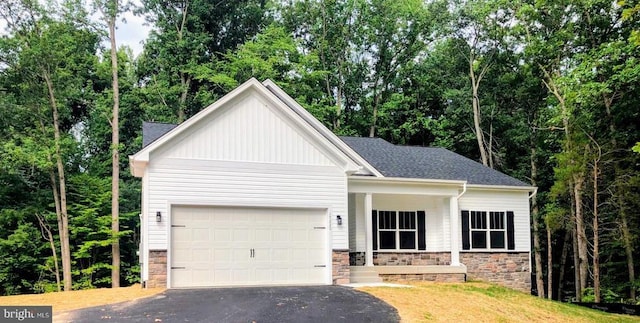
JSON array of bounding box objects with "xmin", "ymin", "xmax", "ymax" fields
[{"xmin": 582, "ymin": 288, "xmax": 621, "ymax": 303}]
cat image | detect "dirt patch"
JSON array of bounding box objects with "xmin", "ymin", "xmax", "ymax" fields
[{"xmin": 0, "ymin": 284, "xmax": 164, "ymax": 313}]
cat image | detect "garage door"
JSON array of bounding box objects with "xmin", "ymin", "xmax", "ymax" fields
[{"xmin": 170, "ymin": 206, "xmax": 328, "ymax": 288}]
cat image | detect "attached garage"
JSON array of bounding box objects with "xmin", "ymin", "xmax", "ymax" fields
[
  {"xmin": 170, "ymin": 206, "xmax": 329, "ymax": 288},
  {"xmin": 132, "ymin": 79, "xmax": 371, "ymax": 288}
]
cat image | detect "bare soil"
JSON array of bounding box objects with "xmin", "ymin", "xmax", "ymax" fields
[{"xmin": 0, "ymin": 284, "xmax": 164, "ymax": 313}]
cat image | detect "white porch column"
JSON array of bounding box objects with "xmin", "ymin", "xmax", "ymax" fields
[
  {"xmin": 449, "ymin": 196, "xmax": 460, "ymax": 266},
  {"xmin": 364, "ymin": 193, "xmax": 374, "ymax": 267}
]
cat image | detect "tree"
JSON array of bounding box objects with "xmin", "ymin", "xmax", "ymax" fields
[
  {"xmin": 94, "ymin": 0, "xmax": 124, "ymax": 289},
  {"xmin": 0, "ymin": 0, "xmax": 99, "ymax": 291}
]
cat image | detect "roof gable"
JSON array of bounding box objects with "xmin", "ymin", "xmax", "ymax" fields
[
  {"xmin": 130, "ymin": 78, "xmax": 363, "ymax": 177},
  {"xmin": 340, "ymin": 136, "xmax": 530, "ymax": 187}
]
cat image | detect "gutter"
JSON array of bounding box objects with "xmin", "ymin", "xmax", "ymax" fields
[{"xmin": 528, "ymin": 187, "xmax": 538, "ymax": 200}]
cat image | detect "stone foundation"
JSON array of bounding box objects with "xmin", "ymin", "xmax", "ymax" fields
[
  {"xmin": 374, "ymin": 252, "xmax": 451, "ymax": 266},
  {"xmin": 461, "ymin": 252, "xmax": 531, "ymax": 292},
  {"xmin": 380, "ymin": 273, "xmax": 465, "ymax": 282},
  {"xmin": 349, "ymin": 252, "xmax": 365, "ymax": 266},
  {"xmin": 332, "ymin": 250, "xmax": 350, "ymax": 284},
  {"xmin": 147, "ymin": 250, "xmax": 167, "ymax": 288}
]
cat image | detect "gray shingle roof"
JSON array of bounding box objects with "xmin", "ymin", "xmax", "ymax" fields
[
  {"xmin": 141, "ymin": 122, "xmax": 529, "ymax": 187},
  {"xmin": 142, "ymin": 121, "xmax": 178, "ymax": 147},
  {"xmin": 339, "ymin": 136, "xmax": 530, "ymax": 187}
]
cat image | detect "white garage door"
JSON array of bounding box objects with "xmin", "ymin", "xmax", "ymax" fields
[{"xmin": 170, "ymin": 206, "xmax": 328, "ymax": 288}]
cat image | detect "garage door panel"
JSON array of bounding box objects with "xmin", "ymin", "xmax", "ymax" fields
[{"xmin": 171, "ymin": 206, "xmax": 328, "ymax": 288}]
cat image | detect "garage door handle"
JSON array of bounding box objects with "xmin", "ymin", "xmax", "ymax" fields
[
  {"xmin": 250, "ymin": 248, "xmax": 255, "ymax": 258},
  {"xmin": 171, "ymin": 267, "xmax": 185, "ymax": 269},
  {"xmin": 314, "ymin": 265, "xmax": 326, "ymax": 267}
]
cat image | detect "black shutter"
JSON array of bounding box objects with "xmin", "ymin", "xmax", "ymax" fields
[
  {"xmin": 507, "ymin": 211, "xmax": 515, "ymax": 250},
  {"xmin": 461, "ymin": 210, "xmax": 470, "ymax": 250},
  {"xmin": 417, "ymin": 211, "xmax": 426, "ymax": 250},
  {"xmin": 372, "ymin": 210, "xmax": 378, "ymax": 251}
]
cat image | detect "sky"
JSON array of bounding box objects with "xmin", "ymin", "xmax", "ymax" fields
[
  {"xmin": 0, "ymin": 3, "xmax": 151, "ymax": 57},
  {"xmin": 114, "ymin": 10, "xmax": 151, "ymax": 57}
]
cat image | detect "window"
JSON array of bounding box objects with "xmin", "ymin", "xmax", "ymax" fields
[
  {"xmin": 489, "ymin": 211, "xmax": 506, "ymax": 249},
  {"xmin": 463, "ymin": 210, "xmax": 513, "ymax": 250},
  {"xmin": 376, "ymin": 210, "xmax": 418, "ymax": 250}
]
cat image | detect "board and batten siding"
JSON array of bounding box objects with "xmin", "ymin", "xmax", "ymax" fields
[
  {"xmin": 458, "ymin": 189, "xmax": 531, "ymax": 252},
  {"xmin": 143, "ymin": 89, "xmax": 350, "ymax": 252},
  {"xmin": 153, "ymin": 93, "xmax": 337, "ymax": 167}
]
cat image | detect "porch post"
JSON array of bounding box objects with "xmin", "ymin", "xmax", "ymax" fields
[
  {"xmin": 364, "ymin": 193, "xmax": 374, "ymax": 267},
  {"xmin": 449, "ymin": 196, "xmax": 460, "ymax": 266}
]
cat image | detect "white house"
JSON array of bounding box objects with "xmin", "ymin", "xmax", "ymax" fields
[{"xmin": 129, "ymin": 78, "xmax": 534, "ymax": 292}]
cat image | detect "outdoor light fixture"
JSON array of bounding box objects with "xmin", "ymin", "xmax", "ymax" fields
[
  {"xmin": 156, "ymin": 211, "xmax": 162, "ymax": 222},
  {"xmin": 336, "ymin": 215, "xmax": 343, "ymax": 225}
]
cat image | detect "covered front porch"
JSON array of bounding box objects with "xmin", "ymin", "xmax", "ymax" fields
[{"xmin": 347, "ymin": 177, "xmax": 468, "ymax": 283}]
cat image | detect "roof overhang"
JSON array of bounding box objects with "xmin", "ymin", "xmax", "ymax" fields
[
  {"xmin": 348, "ymin": 176, "xmax": 466, "ymax": 196},
  {"xmin": 466, "ymin": 184, "xmax": 536, "ymax": 192}
]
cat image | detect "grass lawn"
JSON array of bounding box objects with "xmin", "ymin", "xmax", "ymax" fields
[
  {"xmin": 358, "ymin": 281, "xmax": 640, "ymax": 322},
  {"xmin": 0, "ymin": 284, "xmax": 164, "ymax": 313}
]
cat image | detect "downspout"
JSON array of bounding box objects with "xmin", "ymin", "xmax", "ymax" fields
[
  {"xmin": 457, "ymin": 182, "xmax": 468, "ymax": 199},
  {"xmin": 453, "ymin": 182, "xmax": 467, "ymax": 275}
]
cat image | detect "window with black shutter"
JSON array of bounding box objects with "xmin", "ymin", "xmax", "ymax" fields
[
  {"xmin": 461, "ymin": 210, "xmax": 515, "ymax": 250},
  {"xmin": 373, "ymin": 210, "xmax": 426, "ymax": 251}
]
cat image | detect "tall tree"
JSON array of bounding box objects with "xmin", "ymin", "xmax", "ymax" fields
[
  {"xmin": 95, "ymin": 0, "xmax": 124, "ymax": 288},
  {"xmin": 0, "ymin": 0, "xmax": 98, "ymax": 291}
]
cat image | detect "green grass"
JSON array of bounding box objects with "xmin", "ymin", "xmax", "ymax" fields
[{"xmin": 359, "ymin": 282, "xmax": 640, "ymax": 322}]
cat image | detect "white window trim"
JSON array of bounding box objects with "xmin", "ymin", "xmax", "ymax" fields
[
  {"xmin": 376, "ymin": 210, "xmax": 419, "ymax": 251},
  {"xmin": 468, "ymin": 210, "xmax": 508, "ymax": 251}
]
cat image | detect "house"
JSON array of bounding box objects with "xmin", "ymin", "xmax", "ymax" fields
[{"xmin": 129, "ymin": 78, "xmax": 534, "ymax": 292}]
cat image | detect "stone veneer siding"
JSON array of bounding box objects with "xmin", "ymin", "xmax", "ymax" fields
[
  {"xmin": 374, "ymin": 252, "xmax": 451, "ymax": 266},
  {"xmin": 349, "ymin": 252, "xmax": 365, "ymax": 266},
  {"xmin": 332, "ymin": 250, "xmax": 350, "ymax": 284},
  {"xmin": 147, "ymin": 250, "xmax": 167, "ymax": 288},
  {"xmin": 461, "ymin": 252, "xmax": 531, "ymax": 292}
]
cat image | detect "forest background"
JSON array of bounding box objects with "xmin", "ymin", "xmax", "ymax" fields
[{"xmin": 1, "ymin": 0, "xmax": 640, "ymax": 304}]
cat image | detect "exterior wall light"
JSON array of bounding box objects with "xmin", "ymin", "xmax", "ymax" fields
[
  {"xmin": 156, "ymin": 211, "xmax": 162, "ymax": 222},
  {"xmin": 336, "ymin": 215, "xmax": 343, "ymax": 225}
]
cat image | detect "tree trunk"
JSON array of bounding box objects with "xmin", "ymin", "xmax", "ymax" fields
[
  {"xmin": 573, "ymin": 223, "xmax": 581, "ymax": 301},
  {"xmin": 592, "ymin": 153, "xmax": 600, "ymax": 303},
  {"xmin": 176, "ymin": 2, "xmax": 190, "ymax": 123},
  {"xmin": 558, "ymin": 230, "xmax": 571, "ymax": 301},
  {"xmin": 178, "ymin": 75, "xmax": 190, "ymax": 122},
  {"xmin": 43, "ymin": 70, "xmax": 72, "ymax": 292},
  {"xmin": 369, "ymin": 85, "xmax": 380, "ymax": 138},
  {"xmin": 531, "ymin": 144, "xmax": 545, "ymax": 298},
  {"xmin": 574, "ymin": 172, "xmax": 588, "ymax": 296},
  {"xmin": 469, "ymin": 57, "xmax": 488, "ymax": 167},
  {"xmin": 620, "ymin": 209, "xmax": 636, "ymax": 300},
  {"xmin": 37, "ymin": 117, "xmax": 62, "ymax": 293},
  {"xmin": 36, "ymin": 212, "xmax": 61, "ymax": 292},
  {"xmin": 108, "ymin": 12, "xmax": 121, "ymax": 288},
  {"xmin": 603, "ymin": 94, "xmax": 636, "ymax": 300},
  {"xmin": 547, "ymin": 226, "xmax": 553, "ymax": 299}
]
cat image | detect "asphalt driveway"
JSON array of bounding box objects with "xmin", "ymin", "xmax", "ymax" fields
[{"xmin": 57, "ymin": 286, "xmax": 400, "ymax": 323}]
